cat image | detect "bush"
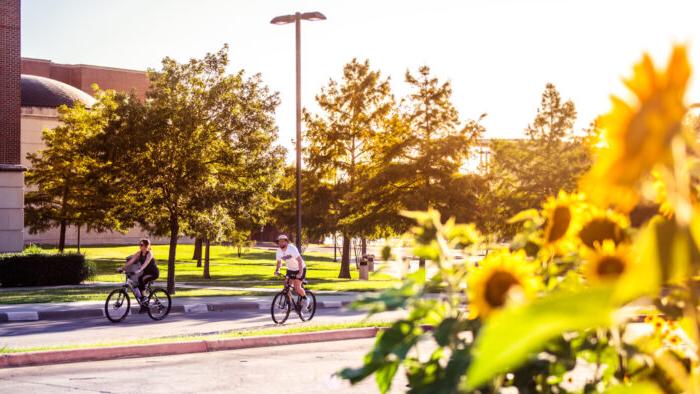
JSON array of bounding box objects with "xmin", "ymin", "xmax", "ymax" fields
[{"xmin": 0, "ymin": 253, "xmax": 95, "ymax": 287}]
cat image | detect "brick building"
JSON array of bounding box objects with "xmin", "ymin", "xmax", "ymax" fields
[
  {"xmin": 0, "ymin": 0, "xmax": 161, "ymax": 250},
  {"xmin": 0, "ymin": 0, "xmax": 24, "ymax": 252},
  {"xmin": 21, "ymin": 58, "xmax": 149, "ymax": 100}
]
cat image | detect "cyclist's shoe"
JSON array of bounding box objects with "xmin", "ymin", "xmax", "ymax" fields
[{"xmin": 138, "ymin": 297, "xmax": 148, "ymax": 313}]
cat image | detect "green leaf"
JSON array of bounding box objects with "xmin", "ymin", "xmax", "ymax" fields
[
  {"xmin": 604, "ymin": 381, "xmax": 662, "ymax": 394},
  {"xmin": 375, "ymin": 361, "xmax": 400, "ymax": 394},
  {"xmin": 350, "ymin": 271, "xmax": 425, "ymax": 315},
  {"xmin": 466, "ymin": 286, "xmax": 615, "ymax": 390}
]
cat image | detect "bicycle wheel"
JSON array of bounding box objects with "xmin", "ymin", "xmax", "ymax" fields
[
  {"xmin": 270, "ymin": 292, "xmax": 291, "ymax": 324},
  {"xmin": 147, "ymin": 288, "xmax": 172, "ymax": 321},
  {"xmin": 105, "ymin": 288, "xmax": 130, "ymax": 323},
  {"xmin": 298, "ymin": 290, "xmax": 317, "ymax": 322}
]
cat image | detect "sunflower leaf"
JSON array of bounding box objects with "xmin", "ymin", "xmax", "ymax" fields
[
  {"xmin": 508, "ymin": 209, "xmax": 540, "ymax": 224},
  {"xmin": 465, "ymin": 286, "xmax": 615, "ymax": 390}
]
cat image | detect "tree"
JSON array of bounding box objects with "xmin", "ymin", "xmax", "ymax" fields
[
  {"xmin": 485, "ymin": 83, "xmax": 592, "ymax": 237},
  {"xmin": 25, "ymin": 90, "xmax": 127, "ymax": 252},
  {"xmin": 271, "ymin": 165, "xmax": 338, "ymax": 248},
  {"xmin": 187, "ymin": 205, "xmax": 236, "ymax": 279},
  {"xmin": 362, "ymin": 66, "xmax": 485, "ymax": 252},
  {"xmin": 305, "ymin": 59, "xmax": 394, "ymax": 278},
  {"xmin": 98, "ymin": 45, "xmax": 283, "ymax": 293}
]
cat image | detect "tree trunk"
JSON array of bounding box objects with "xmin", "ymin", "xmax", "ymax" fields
[
  {"xmin": 76, "ymin": 225, "xmax": 81, "ymax": 254},
  {"xmin": 237, "ymin": 245, "xmax": 242, "ymax": 258},
  {"xmin": 338, "ymin": 234, "xmax": 351, "ymax": 279},
  {"xmin": 418, "ymin": 257, "xmax": 427, "ymax": 281},
  {"xmin": 166, "ymin": 215, "xmax": 179, "ymax": 295},
  {"xmin": 361, "ymin": 238, "xmax": 367, "ymax": 256},
  {"xmin": 193, "ymin": 238, "xmax": 202, "ymax": 267},
  {"xmin": 203, "ymin": 239, "xmax": 211, "ymax": 279},
  {"xmin": 58, "ymin": 219, "xmax": 67, "ymax": 253},
  {"xmin": 333, "ymin": 233, "xmax": 337, "ymax": 262}
]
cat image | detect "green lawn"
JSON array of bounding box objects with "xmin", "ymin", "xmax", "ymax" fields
[
  {"xmin": 0, "ymin": 287, "xmax": 267, "ymax": 304},
  {"xmin": 1, "ymin": 244, "xmax": 399, "ymax": 304}
]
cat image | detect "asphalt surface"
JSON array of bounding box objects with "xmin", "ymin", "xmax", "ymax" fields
[
  {"xmin": 0, "ymin": 338, "xmax": 402, "ymax": 393},
  {"xmin": 0, "ymin": 308, "xmax": 402, "ymax": 349}
]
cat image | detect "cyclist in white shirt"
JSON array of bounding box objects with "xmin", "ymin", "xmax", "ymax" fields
[{"xmin": 273, "ymin": 234, "xmax": 309, "ymax": 310}]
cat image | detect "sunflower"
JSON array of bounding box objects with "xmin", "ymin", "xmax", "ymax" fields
[
  {"xmin": 467, "ymin": 249, "xmax": 538, "ymax": 318},
  {"xmin": 582, "ymin": 240, "xmax": 632, "ymax": 284},
  {"xmin": 581, "ymin": 45, "xmax": 691, "ymax": 211},
  {"xmin": 577, "ymin": 207, "xmax": 630, "ymax": 250},
  {"xmin": 541, "ymin": 191, "xmax": 584, "ymax": 254}
]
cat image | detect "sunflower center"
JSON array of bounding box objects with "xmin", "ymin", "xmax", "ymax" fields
[
  {"xmin": 579, "ymin": 218, "xmax": 624, "ymax": 248},
  {"xmin": 484, "ymin": 271, "xmax": 521, "ymax": 308},
  {"xmin": 546, "ymin": 205, "xmax": 572, "ymax": 243},
  {"xmin": 596, "ymin": 256, "xmax": 626, "ymax": 278}
]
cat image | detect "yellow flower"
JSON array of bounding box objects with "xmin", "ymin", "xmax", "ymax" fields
[
  {"xmin": 467, "ymin": 250, "xmax": 538, "ymax": 318},
  {"xmin": 582, "ymin": 45, "xmax": 691, "ymax": 211},
  {"xmin": 541, "ymin": 191, "xmax": 584, "ymax": 254},
  {"xmin": 582, "ymin": 240, "xmax": 632, "ymax": 283},
  {"xmin": 577, "ymin": 207, "xmax": 629, "ymax": 250}
]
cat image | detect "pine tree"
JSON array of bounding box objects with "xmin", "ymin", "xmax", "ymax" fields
[
  {"xmin": 363, "ymin": 66, "xmax": 484, "ymax": 239},
  {"xmin": 305, "ymin": 59, "xmax": 394, "ymax": 278}
]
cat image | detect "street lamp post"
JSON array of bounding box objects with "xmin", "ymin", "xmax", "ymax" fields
[{"xmin": 271, "ymin": 11, "xmax": 326, "ymax": 251}]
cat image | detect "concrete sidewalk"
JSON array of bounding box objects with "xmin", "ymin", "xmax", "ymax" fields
[{"xmin": 0, "ymin": 294, "xmax": 359, "ymax": 322}]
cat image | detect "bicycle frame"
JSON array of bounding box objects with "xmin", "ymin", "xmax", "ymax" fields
[
  {"xmin": 279, "ymin": 275, "xmax": 309, "ymax": 309},
  {"xmin": 121, "ymin": 271, "xmax": 153, "ymax": 300}
]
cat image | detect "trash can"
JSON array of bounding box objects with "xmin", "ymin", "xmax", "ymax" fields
[
  {"xmin": 359, "ymin": 257, "xmax": 369, "ymax": 280},
  {"xmin": 365, "ymin": 254, "xmax": 375, "ymax": 272}
]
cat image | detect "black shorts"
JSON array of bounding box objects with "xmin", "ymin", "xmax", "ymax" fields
[
  {"xmin": 286, "ymin": 267, "xmax": 306, "ymax": 280},
  {"xmin": 138, "ymin": 265, "xmax": 159, "ymax": 290}
]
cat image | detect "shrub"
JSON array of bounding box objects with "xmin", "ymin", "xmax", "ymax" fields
[
  {"xmin": 22, "ymin": 243, "xmax": 44, "ymax": 255},
  {"xmin": 0, "ymin": 253, "xmax": 95, "ymax": 287}
]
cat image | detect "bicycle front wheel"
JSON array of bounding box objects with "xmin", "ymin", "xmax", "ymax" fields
[
  {"xmin": 271, "ymin": 292, "xmax": 291, "ymax": 324},
  {"xmin": 147, "ymin": 288, "xmax": 172, "ymax": 321},
  {"xmin": 298, "ymin": 290, "xmax": 317, "ymax": 322},
  {"xmin": 105, "ymin": 288, "xmax": 130, "ymax": 323}
]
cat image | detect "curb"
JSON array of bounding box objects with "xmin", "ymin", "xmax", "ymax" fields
[
  {"xmin": 0, "ymin": 327, "xmax": 380, "ymax": 369},
  {"xmin": 0, "ymin": 300, "xmax": 353, "ymax": 322}
]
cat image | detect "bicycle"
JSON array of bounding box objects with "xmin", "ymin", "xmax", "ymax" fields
[
  {"xmin": 104, "ymin": 267, "xmax": 172, "ymax": 323},
  {"xmin": 270, "ymin": 273, "xmax": 317, "ymax": 324}
]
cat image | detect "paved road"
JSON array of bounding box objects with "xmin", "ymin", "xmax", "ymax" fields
[
  {"xmin": 0, "ymin": 308, "xmax": 402, "ymax": 349},
  {"xmin": 0, "ymin": 338, "xmax": 401, "ymax": 393}
]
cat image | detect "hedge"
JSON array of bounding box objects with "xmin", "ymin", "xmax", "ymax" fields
[{"xmin": 0, "ymin": 253, "xmax": 95, "ymax": 287}]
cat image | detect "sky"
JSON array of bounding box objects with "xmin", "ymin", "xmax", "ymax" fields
[{"xmin": 21, "ymin": 0, "xmax": 700, "ymax": 150}]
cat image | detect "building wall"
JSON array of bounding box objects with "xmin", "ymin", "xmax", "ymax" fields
[
  {"xmin": 0, "ymin": 0, "xmax": 25, "ymax": 252},
  {"xmin": 1, "ymin": 0, "xmax": 22, "ymax": 165},
  {"xmin": 21, "ymin": 58, "xmax": 149, "ymax": 100},
  {"xmin": 20, "ymin": 107, "xmax": 59, "ymax": 168}
]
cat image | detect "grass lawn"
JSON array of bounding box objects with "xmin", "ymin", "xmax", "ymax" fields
[
  {"xmin": 0, "ymin": 286, "xmax": 269, "ymax": 304},
  {"xmin": 0, "ymin": 321, "xmax": 391, "ymax": 354},
  {"xmin": 1, "ymin": 244, "xmax": 400, "ymax": 304}
]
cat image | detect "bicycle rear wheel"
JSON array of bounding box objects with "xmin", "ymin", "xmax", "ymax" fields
[
  {"xmin": 147, "ymin": 288, "xmax": 172, "ymax": 321},
  {"xmin": 298, "ymin": 290, "xmax": 317, "ymax": 322},
  {"xmin": 105, "ymin": 288, "xmax": 130, "ymax": 323},
  {"xmin": 271, "ymin": 292, "xmax": 291, "ymax": 324}
]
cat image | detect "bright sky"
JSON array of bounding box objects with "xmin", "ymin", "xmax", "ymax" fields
[{"xmin": 21, "ymin": 0, "xmax": 700, "ymax": 149}]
